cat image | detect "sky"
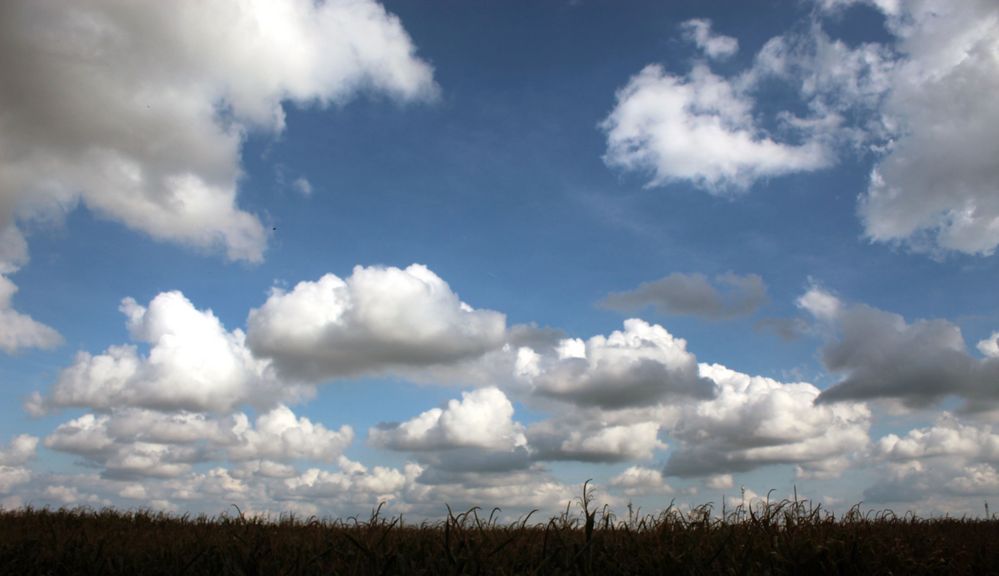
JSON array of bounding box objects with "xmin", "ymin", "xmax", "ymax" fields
[{"xmin": 1, "ymin": 0, "xmax": 998, "ymax": 520}]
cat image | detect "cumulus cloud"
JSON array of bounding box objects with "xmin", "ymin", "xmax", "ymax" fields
[
  {"xmin": 601, "ymin": 272, "xmax": 767, "ymax": 319},
  {"xmin": 0, "ymin": 0, "xmax": 436, "ymax": 264},
  {"xmin": 369, "ymin": 387, "xmax": 526, "ymax": 452},
  {"xmin": 601, "ymin": 60, "xmax": 831, "ymax": 192},
  {"xmin": 681, "ymin": 19, "xmax": 739, "ymax": 60},
  {"xmin": 33, "ymin": 291, "xmax": 292, "ymax": 414},
  {"xmin": 663, "ymin": 363, "xmax": 870, "ymax": 478},
  {"xmin": 802, "ymin": 286, "xmax": 999, "ymax": 409},
  {"xmin": 525, "ymin": 319, "xmax": 714, "ymax": 409},
  {"xmin": 856, "ymin": 0, "xmax": 999, "ymax": 255},
  {"xmin": 247, "ymin": 264, "xmax": 507, "ymax": 381},
  {"xmin": 864, "ymin": 414, "xmax": 999, "ymax": 509}
]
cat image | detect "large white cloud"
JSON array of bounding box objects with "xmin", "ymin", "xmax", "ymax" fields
[
  {"xmin": 524, "ymin": 319, "xmax": 714, "ymax": 409},
  {"xmin": 663, "ymin": 363, "xmax": 870, "ymax": 478},
  {"xmin": 856, "ymin": 0, "xmax": 999, "ymax": 255},
  {"xmin": 601, "ymin": 62, "xmax": 831, "ymax": 192},
  {"xmin": 247, "ymin": 265, "xmax": 507, "ymax": 381},
  {"xmin": 33, "ymin": 291, "xmax": 295, "ymax": 414},
  {"xmin": 0, "ymin": 0, "xmax": 436, "ymax": 264}
]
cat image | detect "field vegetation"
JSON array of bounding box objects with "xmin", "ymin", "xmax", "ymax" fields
[{"xmin": 2, "ymin": 486, "xmax": 998, "ymax": 574}]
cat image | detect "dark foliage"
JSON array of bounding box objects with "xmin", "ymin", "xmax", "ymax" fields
[{"xmin": 3, "ymin": 489, "xmax": 999, "ymax": 575}]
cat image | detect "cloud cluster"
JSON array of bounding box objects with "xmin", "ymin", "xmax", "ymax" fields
[
  {"xmin": 601, "ymin": 272, "xmax": 767, "ymax": 319},
  {"xmin": 44, "ymin": 405, "xmax": 352, "ymax": 479},
  {"xmin": 864, "ymin": 414, "xmax": 999, "ymax": 508},
  {"xmin": 664, "ymin": 363, "xmax": 870, "ymax": 479},
  {"xmin": 247, "ymin": 265, "xmax": 507, "ymax": 382}
]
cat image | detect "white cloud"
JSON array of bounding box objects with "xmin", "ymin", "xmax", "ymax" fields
[
  {"xmin": 796, "ymin": 285, "xmax": 842, "ymax": 322},
  {"xmin": 370, "ymin": 387, "xmax": 526, "ymax": 452},
  {"xmin": 601, "ymin": 272, "xmax": 767, "ymax": 319},
  {"xmin": 705, "ymin": 474, "xmax": 734, "ymax": 490},
  {"xmin": 45, "ymin": 404, "xmax": 352, "ymax": 479},
  {"xmin": 0, "ymin": 0, "xmax": 436, "ymax": 264},
  {"xmin": 857, "ymin": 0, "xmax": 999, "ymax": 255},
  {"xmin": 602, "ymin": 62, "xmax": 831, "ymax": 192},
  {"xmin": 0, "ymin": 468, "xmax": 32, "ymax": 494},
  {"xmin": 527, "ymin": 319, "xmax": 714, "ymax": 408},
  {"xmin": 874, "ymin": 414, "xmax": 999, "ymax": 462},
  {"xmin": 865, "ymin": 414, "xmax": 999, "ymax": 508},
  {"xmin": 681, "ymin": 19, "xmax": 738, "ymax": 60},
  {"xmin": 0, "ymin": 273, "xmax": 61, "ymax": 354},
  {"xmin": 292, "ymin": 177, "xmax": 313, "ymax": 197},
  {"xmin": 529, "ymin": 420, "xmax": 665, "ymax": 462},
  {"xmin": 36, "ymin": 291, "xmax": 293, "ymax": 414},
  {"xmin": 979, "ymin": 332, "xmax": 999, "ymax": 359},
  {"xmin": 663, "ymin": 363, "xmax": 870, "ymax": 478},
  {"xmin": 247, "ymin": 264, "xmax": 507, "ymax": 381},
  {"xmin": 0, "ymin": 435, "xmax": 37, "ymax": 466},
  {"xmin": 227, "ymin": 405, "xmax": 353, "ymax": 463},
  {"xmin": 610, "ymin": 466, "xmax": 673, "ymax": 496}
]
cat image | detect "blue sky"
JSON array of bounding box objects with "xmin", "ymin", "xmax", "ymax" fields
[{"xmin": 1, "ymin": 0, "xmax": 998, "ymax": 518}]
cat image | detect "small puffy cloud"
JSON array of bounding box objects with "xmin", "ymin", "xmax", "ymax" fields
[
  {"xmin": 527, "ymin": 319, "xmax": 714, "ymax": 409},
  {"xmin": 247, "ymin": 264, "xmax": 506, "ymax": 381},
  {"xmin": 601, "ymin": 272, "xmax": 767, "ymax": 319},
  {"xmin": 602, "ymin": 63, "xmax": 831, "ymax": 192},
  {"xmin": 681, "ymin": 19, "xmax": 738, "ymax": 60},
  {"xmin": 796, "ymin": 285, "xmax": 842, "ymax": 322},
  {"xmin": 292, "ymin": 177, "xmax": 313, "ymax": 197},
  {"xmin": 803, "ymin": 288, "xmax": 999, "ymax": 409},
  {"xmin": 37, "ymin": 291, "xmax": 287, "ymax": 413},
  {"xmin": 663, "ymin": 363, "xmax": 870, "ymax": 478},
  {"xmin": 0, "ymin": 274, "xmax": 61, "ymax": 354},
  {"xmin": 977, "ymin": 332, "xmax": 999, "ymax": 359},
  {"xmin": 857, "ymin": 0, "xmax": 999, "ymax": 256},
  {"xmin": 370, "ymin": 387, "xmax": 526, "ymax": 452},
  {"xmin": 610, "ymin": 466, "xmax": 674, "ymax": 496},
  {"xmin": 529, "ymin": 420, "xmax": 665, "ymax": 463},
  {"xmin": 0, "ymin": 0, "xmax": 436, "ymax": 264}
]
